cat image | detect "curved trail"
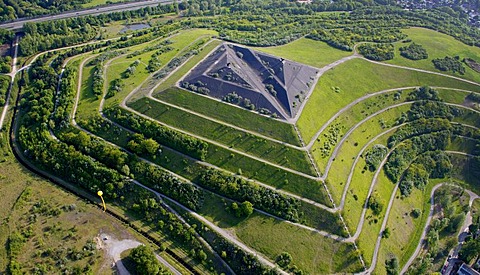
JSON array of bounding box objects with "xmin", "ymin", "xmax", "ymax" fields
[
  {"xmin": 400, "ymin": 179, "xmax": 479, "ymax": 274},
  {"xmin": 0, "ymin": 35, "xmax": 19, "ymax": 130},
  {"xmin": 68, "ymin": 52, "xmax": 291, "ymax": 271},
  {"xmin": 363, "ymin": 150, "xmax": 479, "ymax": 274},
  {"xmin": 14, "ymin": 34, "xmax": 480, "ymax": 275}
]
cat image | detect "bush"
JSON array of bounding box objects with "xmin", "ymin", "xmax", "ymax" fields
[
  {"xmin": 358, "ymin": 43, "xmax": 394, "ymax": 61},
  {"xmin": 128, "ymin": 245, "xmax": 168, "ymax": 275},
  {"xmin": 399, "ymin": 43, "xmax": 428, "ymax": 60},
  {"xmin": 432, "ymin": 56, "xmax": 465, "ymax": 74}
]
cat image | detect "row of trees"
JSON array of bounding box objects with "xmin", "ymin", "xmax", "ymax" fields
[
  {"xmin": 60, "ymin": 128, "xmax": 204, "ymax": 211},
  {"xmin": 18, "ymin": 4, "xmax": 178, "ymax": 56},
  {"xmin": 17, "ymin": 54, "xmax": 222, "ymax": 273},
  {"xmin": 91, "ymin": 65, "xmax": 104, "ymax": 98},
  {"xmin": 198, "ymin": 168, "xmax": 301, "ymax": 222},
  {"xmin": 388, "ymin": 118, "xmax": 452, "ymax": 148},
  {"xmin": 104, "ymin": 107, "xmax": 209, "ymax": 160},
  {"xmin": 0, "ymin": 75, "xmax": 9, "ymax": 106},
  {"xmin": 0, "ymin": 0, "xmax": 90, "ymax": 21},
  {"xmin": 146, "ymin": 46, "xmax": 174, "ymax": 72}
]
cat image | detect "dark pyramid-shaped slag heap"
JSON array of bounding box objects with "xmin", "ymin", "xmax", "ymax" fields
[{"xmin": 180, "ymin": 43, "xmax": 318, "ymax": 120}]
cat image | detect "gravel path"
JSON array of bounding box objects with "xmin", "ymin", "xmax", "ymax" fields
[
  {"xmin": 12, "ymin": 34, "xmax": 480, "ymax": 275},
  {"xmin": 0, "ymin": 35, "xmax": 18, "ymax": 130}
]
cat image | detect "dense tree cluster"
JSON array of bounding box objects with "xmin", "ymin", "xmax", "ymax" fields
[
  {"xmin": 18, "ymin": 59, "xmax": 129, "ymax": 200},
  {"xmin": 0, "ymin": 55, "xmax": 11, "ymax": 73},
  {"xmin": 384, "ymin": 131, "xmax": 451, "ymax": 183},
  {"xmin": 61, "ymin": 125, "xmax": 204, "ymax": 211},
  {"xmin": 0, "ymin": 28, "xmax": 13, "ymax": 44},
  {"xmin": 91, "ymin": 65, "xmax": 104, "ymax": 98},
  {"xmin": 358, "ymin": 43, "xmax": 395, "ymax": 61},
  {"xmin": 18, "ymin": 4, "xmax": 178, "ymax": 56},
  {"xmin": 0, "ymin": 0, "xmax": 90, "ymax": 21},
  {"xmin": 103, "ymin": 107, "xmax": 208, "ymax": 160},
  {"xmin": 397, "ymin": 100, "xmax": 460, "ymax": 124},
  {"xmin": 365, "ymin": 144, "xmax": 388, "ymax": 171},
  {"xmin": 0, "ymin": 75, "xmax": 9, "ymax": 106},
  {"xmin": 128, "ymin": 245, "xmax": 169, "ymax": 275},
  {"xmin": 229, "ymin": 201, "xmax": 254, "ymax": 218},
  {"xmin": 51, "ymin": 68, "xmax": 76, "ymax": 129},
  {"xmin": 20, "ymin": 20, "xmax": 96, "ymax": 56},
  {"xmin": 406, "ymin": 86, "xmax": 441, "ymax": 101},
  {"xmin": 399, "ymin": 42, "xmax": 428, "ymax": 60},
  {"xmin": 388, "ymin": 118, "xmax": 452, "ymax": 148},
  {"xmin": 106, "ymin": 78, "xmax": 124, "ymax": 98},
  {"xmin": 131, "ymin": 161, "xmax": 204, "ymax": 211},
  {"xmin": 198, "ymin": 168, "xmax": 300, "ymax": 222},
  {"xmin": 432, "ymin": 56, "xmax": 466, "ymax": 74},
  {"xmin": 398, "ymin": 151, "xmax": 452, "ymax": 196},
  {"xmin": 385, "ymin": 257, "xmax": 399, "ymax": 275},
  {"xmin": 466, "ymin": 92, "xmax": 480, "ymax": 103},
  {"xmin": 459, "ymin": 216, "xmax": 480, "ymax": 263}
]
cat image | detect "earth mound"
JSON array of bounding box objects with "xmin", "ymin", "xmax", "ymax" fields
[{"xmin": 180, "ymin": 43, "xmax": 318, "ymax": 120}]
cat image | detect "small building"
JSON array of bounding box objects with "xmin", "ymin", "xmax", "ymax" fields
[
  {"xmin": 297, "ymin": 0, "xmax": 312, "ymax": 3},
  {"xmin": 457, "ymin": 263, "xmax": 480, "ymax": 275}
]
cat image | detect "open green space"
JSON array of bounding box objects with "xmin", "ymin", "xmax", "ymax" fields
[
  {"xmin": 326, "ymin": 105, "xmax": 410, "ymax": 205},
  {"xmin": 388, "ymin": 27, "xmax": 480, "ymax": 83},
  {"xmin": 357, "ymin": 169, "xmax": 396, "ymax": 267},
  {"xmin": 11, "ymin": 4, "xmax": 480, "ymax": 274},
  {"xmin": 105, "ymin": 29, "xmax": 217, "ymax": 105},
  {"xmin": 128, "ymin": 97, "xmax": 315, "ymax": 175},
  {"xmin": 82, "ymin": 0, "xmax": 128, "ymax": 8},
  {"xmin": 375, "ymin": 181, "xmax": 433, "ymax": 274},
  {"xmin": 297, "ymin": 58, "xmax": 480, "ymax": 143},
  {"xmin": 254, "ymin": 37, "xmax": 352, "ymax": 68},
  {"xmin": 235, "ymin": 214, "xmax": 363, "ymax": 274},
  {"xmin": 155, "ymin": 87, "xmax": 301, "ymax": 145}
]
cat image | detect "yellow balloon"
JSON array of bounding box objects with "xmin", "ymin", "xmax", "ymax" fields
[{"xmin": 97, "ymin": 190, "xmax": 103, "ymax": 196}]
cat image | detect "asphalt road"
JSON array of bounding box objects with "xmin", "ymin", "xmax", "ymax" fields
[{"xmin": 0, "ymin": 0, "xmax": 173, "ymax": 31}]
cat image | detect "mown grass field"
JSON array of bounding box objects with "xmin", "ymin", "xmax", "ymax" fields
[
  {"xmin": 311, "ymin": 89, "xmax": 408, "ymax": 172},
  {"xmin": 357, "ymin": 169, "xmax": 396, "ymax": 267},
  {"xmin": 375, "ymin": 182, "xmax": 432, "ymax": 274},
  {"xmin": 39, "ymin": 21, "xmax": 480, "ymax": 275},
  {"xmin": 326, "ymin": 105, "xmax": 409, "ymax": 206},
  {"xmin": 388, "ymin": 27, "xmax": 480, "ymax": 83},
  {"xmin": 155, "ymin": 87, "xmax": 301, "ymax": 145},
  {"xmin": 254, "ymin": 37, "xmax": 352, "ymax": 68},
  {"xmin": 297, "ymin": 58, "xmax": 480, "ymax": 143},
  {"xmin": 128, "ymin": 97, "xmax": 315, "ymax": 175},
  {"xmin": 235, "ymin": 214, "xmax": 363, "ymax": 274}
]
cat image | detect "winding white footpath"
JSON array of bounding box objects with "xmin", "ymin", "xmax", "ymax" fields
[
  {"xmin": 0, "ymin": 35, "xmax": 19, "ymax": 130},
  {"xmin": 11, "ymin": 31, "xmax": 480, "ymax": 275}
]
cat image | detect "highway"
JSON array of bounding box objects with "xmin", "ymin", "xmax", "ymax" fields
[{"xmin": 0, "ymin": 0, "xmax": 174, "ymax": 31}]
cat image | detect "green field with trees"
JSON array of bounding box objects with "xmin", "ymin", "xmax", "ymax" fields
[{"xmin": 2, "ymin": 0, "xmax": 480, "ymax": 274}]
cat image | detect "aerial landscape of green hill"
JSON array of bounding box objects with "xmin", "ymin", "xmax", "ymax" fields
[{"xmin": 0, "ymin": 0, "xmax": 479, "ymax": 274}]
